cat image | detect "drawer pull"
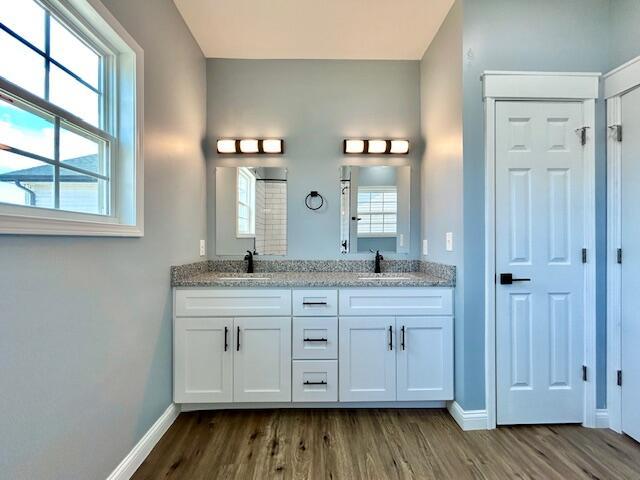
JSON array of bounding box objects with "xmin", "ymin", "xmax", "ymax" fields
[
  {"xmin": 303, "ymin": 381, "xmax": 327, "ymax": 385},
  {"xmin": 302, "ymin": 301, "xmax": 328, "ymax": 306},
  {"xmin": 303, "ymin": 337, "xmax": 328, "ymax": 342},
  {"xmin": 224, "ymin": 326, "xmax": 229, "ymax": 352},
  {"xmin": 236, "ymin": 326, "xmax": 240, "ymax": 351},
  {"xmin": 388, "ymin": 325, "xmax": 393, "ymax": 351},
  {"xmin": 401, "ymin": 325, "xmax": 405, "ymax": 351}
]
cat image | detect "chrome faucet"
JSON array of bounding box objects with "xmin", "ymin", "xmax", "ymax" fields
[
  {"xmin": 374, "ymin": 250, "xmax": 384, "ymax": 273},
  {"xmin": 244, "ymin": 250, "xmax": 255, "ymax": 273}
]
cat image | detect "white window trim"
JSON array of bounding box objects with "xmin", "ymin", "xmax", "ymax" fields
[
  {"xmin": 0, "ymin": 0, "xmax": 144, "ymax": 236},
  {"xmin": 604, "ymin": 54, "xmax": 640, "ymax": 434},
  {"xmin": 236, "ymin": 167, "xmax": 255, "ymax": 239},
  {"xmin": 482, "ymin": 71, "xmax": 599, "ymax": 430}
]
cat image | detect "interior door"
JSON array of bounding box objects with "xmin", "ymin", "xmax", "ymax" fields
[
  {"xmin": 174, "ymin": 317, "xmax": 233, "ymax": 403},
  {"xmin": 621, "ymin": 85, "xmax": 640, "ymax": 443},
  {"xmin": 396, "ymin": 317, "xmax": 453, "ymax": 401},
  {"xmin": 234, "ymin": 317, "xmax": 291, "ymax": 402},
  {"xmin": 339, "ymin": 316, "xmax": 396, "ymax": 401},
  {"xmin": 495, "ymin": 101, "xmax": 585, "ymax": 425}
]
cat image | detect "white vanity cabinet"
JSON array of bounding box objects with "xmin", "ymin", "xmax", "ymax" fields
[
  {"xmin": 233, "ymin": 317, "xmax": 291, "ymax": 402},
  {"xmin": 174, "ymin": 286, "xmax": 454, "ymax": 407},
  {"xmin": 339, "ymin": 316, "xmax": 397, "ymax": 401},
  {"xmin": 339, "ymin": 288, "xmax": 454, "ymax": 402},
  {"xmin": 174, "ymin": 289, "xmax": 292, "ymax": 404},
  {"xmin": 174, "ymin": 317, "xmax": 233, "ymax": 403}
]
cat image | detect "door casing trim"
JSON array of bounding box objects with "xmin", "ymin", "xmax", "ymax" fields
[
  {"xmin": 483, "ymin": 71, "xmax": 600, "ymax": 429},
  {"xmin": 604, "ymin": 55, "xmax": 640, "ymax": 434}
]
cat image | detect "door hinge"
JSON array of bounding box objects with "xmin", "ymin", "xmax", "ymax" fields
[
  {"xmin": 609, "ymin": 124, "xmax": 623, "ymax": 142},
  {"xmin": 617, "ymin": 370, "xmax": 622, "ymax": 386},
  {"xmin": 582, "ymin": 365, "xmax": 588, "ymax": 382},
  {"xmin": 576, "ymin": 126, "xmax": 590, "ymax": 146},
  {"xmin": 617, "ymin": 248, "xmax": 622, "ymax": 264},
  {"xmin": 582, "ymin": 248, "xmax": 588, "ymax": 263}
]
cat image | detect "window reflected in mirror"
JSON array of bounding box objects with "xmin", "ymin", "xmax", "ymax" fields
[
  {"xmin": 340, "ymin": 165, "xmax": 410, "ymax": 254},
  {"xmin": 216, "ymin": 167, "xmax": 287, "ymax": 256}
]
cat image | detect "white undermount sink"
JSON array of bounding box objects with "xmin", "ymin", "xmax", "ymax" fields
[
  {"xmin": 218, "ymin": 276, "xmax": 270, "ymax": 281},
  {"xmin": 358, "ymin": 276, "xmax": 411, "ymax": 281}
]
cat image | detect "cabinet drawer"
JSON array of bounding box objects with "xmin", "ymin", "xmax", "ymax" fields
[
  {"xmin": 292, "ymin": 317, "xmax": 338, "ymax": 359},
  {"xmin": 339, "ymin": 288, "xmax": 453, "ymax": 316},
  {"xmin": 175, "ymin": 289, "xmax": 291, "ymax": 317},
  {"xmin": 292, "ymin": 360, "xmax": 338, "ymax": 402},
  {"xmin": 292, "ymin": 289, "xmax": 338, "ymax": 316}
]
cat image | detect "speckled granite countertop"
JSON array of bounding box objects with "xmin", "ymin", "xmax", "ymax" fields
[{"xmin": 171, "ymin": 260, "xmax": 455, "ymax": 288}]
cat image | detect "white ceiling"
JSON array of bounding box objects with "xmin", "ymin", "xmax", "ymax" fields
[{"xmin": 173, "ymin": 0, "xmax": 455, "ymax": 60}]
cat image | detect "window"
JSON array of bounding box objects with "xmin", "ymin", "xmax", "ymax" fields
[
  {"xmin": 236, "ymin": 167, "xmax": 255, "ymax": 237},
  {"xmin": 357, "ymin": 186, "xmax": 397, "ymax": 237},
  {"xmin": 0, "ymin": 0, "xmax": 143, "ymax": 236}
]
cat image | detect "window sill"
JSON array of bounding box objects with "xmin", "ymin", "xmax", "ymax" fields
[{"xmin": 0, "ymin": 211, "xmax": 143, "ymax": 237}]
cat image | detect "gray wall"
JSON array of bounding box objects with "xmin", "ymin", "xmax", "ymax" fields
[
  {"xmin": 0, "ymin": 1, "xmax": 207, "ymax": 478},
  {"xmin": 461, "ymin": 0, "xmax": 611, "ymax": 410},
  {"xmin": 206, "ymin": 59, "xmax": 422, "ymax": 259},
  {"xmin": 610, "ymin": 0, "xmax": 640, "ymax": 68},
  {"xmin": 420, "ymin": 1, "xmax": 465, "ymax": 405}
]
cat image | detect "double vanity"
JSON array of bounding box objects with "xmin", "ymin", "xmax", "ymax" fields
[{"xmin": 171, "ymin": 260, "xmax": 455, "ymax": 410}]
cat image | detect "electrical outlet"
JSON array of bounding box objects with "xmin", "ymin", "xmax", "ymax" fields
[
  {"xmin": 445, "ymin": 232, "xmax": 453, "ymax": 252},
  {"xmin": 199, "ymin": 239, "xmax": 206, "ymax": 257},
  {"xmin": 422, "ymin": 239, "xmax": 429, "ymax": 256},
  {"xmin": 399, "ymin": 234, "xmax": 404, "ymax": 247}
]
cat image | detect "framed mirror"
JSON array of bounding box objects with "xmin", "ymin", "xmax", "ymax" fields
[
  {"xmin": 340, "ymin": 165, "xmax": 410, "ymax": 254},
  {"xmin": 215, "ymin": 167, "xmax": 287, "ymax": 256}
]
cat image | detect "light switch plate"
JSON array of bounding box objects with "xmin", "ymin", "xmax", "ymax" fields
[
  {"xmin": 422, "ymin": 239, "xmax": 429, "ymax": 256},
  {"xmin": 445, "ymin": 232, "xmax": 453, "ymax": 252},
  {"xmin": 399, "ymin": 234, "xmax": 404, "ymax": 247},
  {"xmin": 199, "ymin": 239, "xmax": 206, "ymax": 257}
]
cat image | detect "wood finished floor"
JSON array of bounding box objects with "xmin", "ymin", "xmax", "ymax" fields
[{"xmin": 132, "ymin": 409, "xmax": 640, "ymax": 480}]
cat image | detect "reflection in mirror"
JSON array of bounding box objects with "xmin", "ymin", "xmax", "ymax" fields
[
  {"xmin": 340, "ymin": 165, "xmax": 410, "ymax": 255},
  {"xmin": 216, "ymin": 167, "xmax": 287, "ymax": 256}
]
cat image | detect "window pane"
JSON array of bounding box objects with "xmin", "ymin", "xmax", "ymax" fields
[
  {"xmin": 0, "ymin": 0, "xmax": 45, "ymax": 49},
  {"xmin": 59, "ymin": 167, "xmax": 107, "ymax": 214},
  {"xmin": 60, "ymin": 122, "xmax": 107, "ymax": 176},
  {"xmin": 383, "ymin": 202, "xmax": 396, "ymax": 213},
  {"xmin": 0, "ymin": 31, "xmax": 45, "ymax": 97},
  {"xmin": 50, "ymin": 17, "xmax": 100, "ymax": 88},
  {"xmin": 238, "ymin": 204, "xmax": 249, "ymax": 220},
  {"xmin": 238, "ymin": 218, "xmax": 249, "ymax": 233},
  {"xmin": 0, "ymin": 150, "xmax": 53, "ymax": 208},
  {"xmin": 50, "ymin": 64, "xmax": 99, "ymax": 126},
  {"xmin": 383, "ymin": 191, "xmax": 396, "ymax": 200},
  {"xmin": 0, "ymin": 95, "xmax": 54, "ymax": 158},
  {"xmin": 357, "ymin": 192, "xmax": 369, "ymax": 203},
  {"xmin": 370, "ymin": 202, "xmax": 384, "ymax": 213},
  {"xmin": 370, "ymin": 192, "xmax": 383, "ymax": 203},
  {"xmin": 358, "ymin": 202, "xmax": 370, "ymax": 213}
]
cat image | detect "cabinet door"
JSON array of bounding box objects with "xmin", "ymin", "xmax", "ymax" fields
[
  {"xmin": 339, "ymin": 317, "xmax": 396, "ymax": 401},
  {"xmin": 234, "ymin": 317, "xmax": 291, "ymax": 402},
  {"xmin": 174, "ymin": 317, "xmax": 233, "ymax": 403},
  {"xmin": 396, "ymin": 316, "xmax": 453, "ymax": 401}
]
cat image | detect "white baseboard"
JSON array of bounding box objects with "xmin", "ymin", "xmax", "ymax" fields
[
  {"xmin": 447, "ymin": 401, "xmax": 488, "ymax": 431},
  {"xmin": 106, "ymin": 403, "xmax": 180, "ymax": 480},
  {"xmin": 595, "ymin": 409, "xmax": 609, "ymax": 429}
]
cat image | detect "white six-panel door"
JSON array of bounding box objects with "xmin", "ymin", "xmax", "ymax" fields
[
  {"xmin": 396, "ymin": 317, "xmax": 453, "ymax": 401},
  {"xmin": 234, "ymin": 317, "xmax": 291, "ymax": 402},
  {"xmin": 496, "ymin": 101, "xmax": 585, "ymax": 424},
  {"xmin": 174, "ymin": 317, "xmax": 233, "ymax": 403},
  {"xmin": 339, "ymin": 316, "xmax": 396, "ymax": 401},
  {"xmin": 620, "ymin": 85, "xmax": 640, "ymax": 443}
]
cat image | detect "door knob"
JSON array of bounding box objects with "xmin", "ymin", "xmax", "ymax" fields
[{"xmin": 500, "ymin": 273, "xmax": 531, "ymax": 285}]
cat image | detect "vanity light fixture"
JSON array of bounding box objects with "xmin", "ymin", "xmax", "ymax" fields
[
  {"xmin": 216, "ymin": 138, "xmax": 284, "ymax": 154},
  {"xmin": 343, "ymin": 139, "xmax": 409, "ymax": 155}
]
